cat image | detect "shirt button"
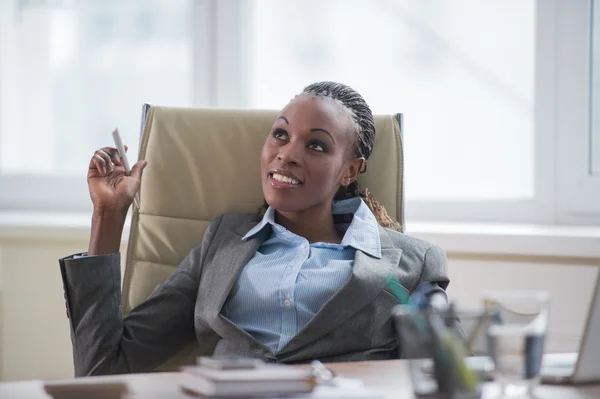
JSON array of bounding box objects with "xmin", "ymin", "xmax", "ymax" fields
[{"xmin": 283, "ymin": 299, "xmax": 291, "ymax": 307}]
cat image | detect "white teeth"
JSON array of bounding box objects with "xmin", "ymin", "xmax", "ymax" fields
[{"xmin": 272, "ymin": 173, "xmax": 300, "ymax": 185}]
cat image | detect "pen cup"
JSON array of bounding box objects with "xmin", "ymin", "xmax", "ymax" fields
[{"xmin": 392, "ymin": 305, "xmax": 490, "ymax": 399}]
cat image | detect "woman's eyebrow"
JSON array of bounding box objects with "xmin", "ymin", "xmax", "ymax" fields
[
  {"xmin": 276, "ymin": 116, "xmax": 335, "ymax": 145},
  {"xmin": 310, "ymin": 128, "xmax": 336, "ymax": 145}
]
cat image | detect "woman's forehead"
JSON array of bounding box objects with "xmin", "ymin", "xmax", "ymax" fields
[{"xmin": 278, "ymin": 94, "xmax": 355, "ymax": 135}]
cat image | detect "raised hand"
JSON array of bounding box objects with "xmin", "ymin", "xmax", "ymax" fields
[
  {"xmin": 87, "ymin": 146, "xmax": 147, "ymax": 214},
  {"xmin": 86, "ymin": 146, "xmax": 147, "ymax": 255}
]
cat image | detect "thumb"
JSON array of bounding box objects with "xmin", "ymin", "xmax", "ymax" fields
[{"xmin": 130, "ymin": 160, "xmax": 148, "ymax": 182}]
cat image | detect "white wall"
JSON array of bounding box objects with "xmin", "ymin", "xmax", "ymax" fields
[
  {"xmin": 446, "ymin": 258, "xmax": 598, "ymax": 353},
  {"xmin": 0, "ymin": 221, "xmax": 598, "ymax": 381},
  {"xmin": 1, "ymin": 240, "xmax": 82, "ymax": 381},
  {"xmin": 0, "ymin": 220, "xmax": 128, "ymax": 381}
]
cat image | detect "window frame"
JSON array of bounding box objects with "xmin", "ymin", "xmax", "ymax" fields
[
  {"xmin": 555, "ymin": 0, "xmax": 600, "ymax": 225},
  {"xmin": 1, "ymin": 0, "xmax": 598, "ymax": 225}
]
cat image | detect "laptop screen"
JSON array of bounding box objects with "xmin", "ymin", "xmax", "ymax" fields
[{"xmin": 574, "ymin": 274, "xmax": 600, "ymax": 382}]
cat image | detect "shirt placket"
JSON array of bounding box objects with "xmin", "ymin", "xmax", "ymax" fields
[{"xmin": 276, "ymin": 238, "xmax": 310, "ymax": 353}]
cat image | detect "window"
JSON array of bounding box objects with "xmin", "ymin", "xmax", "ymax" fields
[
  {"xmin": 0, "ymin": 0, "xmax": 598, "ymax": 225},
  {"xmin": 246, "ymin": 0, "xmax": 549, "ymax": 223},
  {"xmin": 248, "ymin": 0, "xmax": 535, "ymax": 204},
  {"xmin": 592, "ymin": 0, "xmax": 600, "ymax": 176},
  {"xmin": 0, "ymin": 0, "xmax": 193, "ymax": 210},
  {"xmin": 246, "ymin": 0, "xmax": 598, "ymax": 224},
  {"xmin": 555, "ymin": 0, "xmax": 600, "ymax": 224}
]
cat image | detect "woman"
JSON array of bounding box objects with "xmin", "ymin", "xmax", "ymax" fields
[{"xmin": 59, "ymin": 81, "xmax": 450, "ymax": 376}]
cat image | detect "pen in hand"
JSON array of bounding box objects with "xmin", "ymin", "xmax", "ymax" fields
[{"xmin": 112, "ymin": 128, "xmax": 141, "ymax": 209}]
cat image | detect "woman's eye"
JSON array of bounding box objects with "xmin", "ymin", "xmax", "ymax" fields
[
  {"xmin": 307, "ymin": 142, "xmax": 325, "ymax": 152},
  {"xmin": 272, "ymin": 129, "xmax": 288, "ymax": 140}
]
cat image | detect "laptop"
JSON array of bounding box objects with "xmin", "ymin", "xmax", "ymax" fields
[
  {"xmin": 541, "ymin": 273, "xmax": 600, "ymax": 384},
  {"xmin": 466, "ymin": 273, "xmax": 600, "ymax": 384}
]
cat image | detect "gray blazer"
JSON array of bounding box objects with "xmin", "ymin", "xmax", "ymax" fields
[{"xmin": 59, "ymin": 213, "xmax": 450, "ymax": 376}]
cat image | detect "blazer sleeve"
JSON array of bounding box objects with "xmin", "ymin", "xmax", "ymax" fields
[
  {"xmin": 59, "ymin": 215, "xmax": 223, "ymax": 376},
  {"xmin": 409, "ymin": 244, "xmax": 451, "ymax": 302},
  {"xmin": 416, "ymin": 244, "xmax": 464, "ymax": 338}
]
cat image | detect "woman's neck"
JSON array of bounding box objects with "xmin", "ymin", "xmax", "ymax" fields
[{"xmin": 275, "ymin": 206, "xmax": 342, "ymax": 244}]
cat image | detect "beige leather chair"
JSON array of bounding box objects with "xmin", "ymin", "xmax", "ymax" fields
[{"xmin": 121, "ymin": 105, "xmax": 404, "ymax": 370}]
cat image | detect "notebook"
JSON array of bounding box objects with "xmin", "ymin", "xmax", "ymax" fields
[{"xmin": 180, "ymin": 364, "xmax": 315, "ymax": 397}]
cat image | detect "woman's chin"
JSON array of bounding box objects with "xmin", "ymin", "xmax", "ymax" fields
[{"xmin": 263, "ymin": 194, "xmax": 304, "ymax": 213}]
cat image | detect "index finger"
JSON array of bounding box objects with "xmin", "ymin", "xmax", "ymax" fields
[{"xmin": 101, "ymin": 147, "xmax": 122, "ymax": 166}]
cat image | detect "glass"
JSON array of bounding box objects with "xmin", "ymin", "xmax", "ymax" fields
[
  {"xmin": 0, "ymin": 0, "xmax": 193, "ymax": 175},
  {"xmin": 393, "ymin": 306, "xmax": 490, "ymax": 398},
  {"xmin": 592, "ymin": 0, "xmax": 600, "ymax": 175},
  {"xmin": 249, "ymin": 0, "xmax": 536, "ymax": 201},
  {"xmin": 483, "ymin": 291, "xmax": 550, "ymax": 398}
]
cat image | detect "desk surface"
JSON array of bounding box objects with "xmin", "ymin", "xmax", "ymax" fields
[{"xmin": 1, "ymin": 360, "xmax": 599, "ymax": 399}]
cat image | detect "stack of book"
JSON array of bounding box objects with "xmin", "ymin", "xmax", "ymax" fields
[{"xmin": 180, "ymin": 362, "xmax": 315, "ymax": 397}]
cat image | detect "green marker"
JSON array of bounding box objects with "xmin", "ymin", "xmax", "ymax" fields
[{"xmin": 385, "ymin": 276, "xmax": 410, "ymax": 304}]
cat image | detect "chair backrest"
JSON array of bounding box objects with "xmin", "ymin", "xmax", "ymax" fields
[{"xmin": 121, "ymin": 106, "xmax": 404, "ymax": 369}]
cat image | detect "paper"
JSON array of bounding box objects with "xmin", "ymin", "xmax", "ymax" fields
[{"xmin": 275, "ymin": 377, "xmax": 382, "ymax": 399}]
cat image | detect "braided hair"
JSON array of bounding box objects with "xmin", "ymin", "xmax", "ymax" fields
[{"xmin": 260, "ymin": 81, "xmax": 401, "ymax": 231}]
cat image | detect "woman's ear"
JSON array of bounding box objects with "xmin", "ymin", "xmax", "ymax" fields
[{"xmin": 340, "ymin": 157, "xmax": 366, "ymax": 186}]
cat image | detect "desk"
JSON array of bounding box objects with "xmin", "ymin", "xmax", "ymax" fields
[{"xmin": 1, "ymin": 360, "xmax": 599, "ymax": 399}]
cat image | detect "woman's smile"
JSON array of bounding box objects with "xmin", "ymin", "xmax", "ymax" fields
[{"xmin": 268, "ymin": 169, "xmax": 303, "ymax": 189}]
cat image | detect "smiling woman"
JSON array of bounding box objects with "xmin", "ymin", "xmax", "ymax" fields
[
  {"xmin": 260, "ymin": 89, "xmax": 366, "ymax": 243},
  {"xmin": 58, "ymin": 81, "xmax": 452, "ymax": 376},
  {"xmin": 259, "ymin": 82, "xmax": 401, "ymax": 232}
]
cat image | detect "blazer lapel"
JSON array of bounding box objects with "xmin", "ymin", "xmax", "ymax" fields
[
  {"xmin": 207, "ymin": 223, "xmax": 267, "ymax": 314},
  {"xmin": 278, "ymin": 226, "xmax": 403, "ymax": 355},
  {"xmin": 201, "ymin": 219, "xmax": 276, "ymax": 358}
]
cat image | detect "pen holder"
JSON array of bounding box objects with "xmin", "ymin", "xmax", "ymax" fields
[{"xmin": 392, "ymin": 305, "xmax": 490, "ymax": 399}]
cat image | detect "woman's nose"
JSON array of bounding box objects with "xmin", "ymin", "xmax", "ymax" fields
[{"xmin": 277, "ymin": 143, "xmax": 302, "ymax": 165}]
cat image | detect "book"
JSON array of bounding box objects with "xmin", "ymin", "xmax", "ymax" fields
[
  {"xmin": 198, "ymin": 355, "xmax": 265, "ymax": 370},
  {"xmin": 180, "ymin": 364, "xmax": 315, "ymax": 397},
  {"xmin": 43, "ymin": 380, "xmax": 129, "ymax": 399}
]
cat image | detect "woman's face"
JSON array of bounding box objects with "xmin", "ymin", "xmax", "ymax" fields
[{"xmin": 261, "ymin": 94, "xmax": 363, "ymax": 213}]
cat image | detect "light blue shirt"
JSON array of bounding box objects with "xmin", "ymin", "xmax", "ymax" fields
[{"xmin": 221, "ymin": 197, "xmax": 382, "ymax": 354}]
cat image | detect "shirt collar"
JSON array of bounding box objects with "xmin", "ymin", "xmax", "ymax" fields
[
  {"xmin": 242, "ymin": 206, "xmax": 277, "ymax": 240},
  {"xmin": 242, "ymin": 197, "xmax": 382, "ymax": 259}
]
